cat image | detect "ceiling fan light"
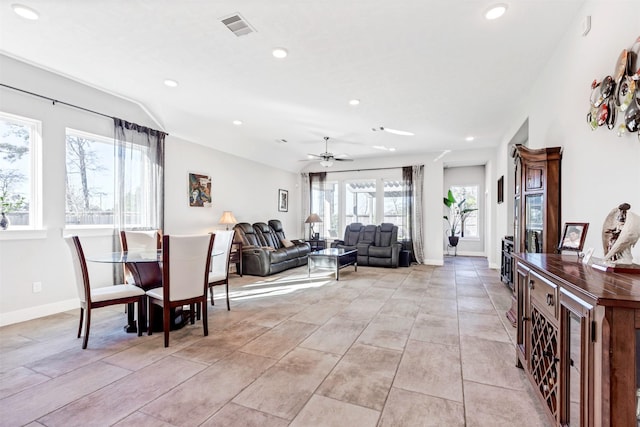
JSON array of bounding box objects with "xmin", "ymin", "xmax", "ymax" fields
[{"xmin": 320, "ymin": 160, "xmax": 333, "ymax": 168}]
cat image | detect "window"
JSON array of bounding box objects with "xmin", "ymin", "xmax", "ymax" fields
[
  {"xmin": 450, "ymin": 185, "xmax": 479, "ymax": 238},
  {"xmin": 383, "ymin": 179, "xmax": 407, "ymax": 239},
  {"xmin": 0, "ymin": 112, "xmax": 41, "ymax": 228},
  {"xmin": 65, "ymin": 129, "xmax": 115, "ymax": 226},
  {"xmin": 310, "ymin": 170, "xmax": 410, "ymax": 241},
  {"xmin": 345, "ymin": 179, "xmax": 376, "ymax": 225}
]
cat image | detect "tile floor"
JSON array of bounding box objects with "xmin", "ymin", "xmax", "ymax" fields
[{"xmin": 0, "ymin": 256, "xmax": 551, "ymax": 426}]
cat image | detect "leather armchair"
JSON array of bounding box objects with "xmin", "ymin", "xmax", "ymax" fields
[{"xmin": 368, "ymin": 223, "xmax": 401, "ymax": 267}]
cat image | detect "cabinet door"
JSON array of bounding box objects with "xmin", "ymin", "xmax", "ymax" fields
[
  {"xmin": 530, "ymin": 300, "xmax": 559, "ymax": 421},
  {"xmin": 559, "ymin": 290, "xmax": 593, "ymax": 426},
  {"xmin": 525, "ymin": 194, "xmax": 544, "ymax": 253},
  {"xmin": 516, "ymin": 263, "xmax": 530, "ymax": 366}
]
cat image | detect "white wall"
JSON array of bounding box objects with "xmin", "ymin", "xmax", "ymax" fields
[
  {"xmin": 493, "ymin": 1, "xmax": 640, "ymax": 264},
  {"xmin": 0, "ymin": 55, "xmax": 298, "ymax": 326}
]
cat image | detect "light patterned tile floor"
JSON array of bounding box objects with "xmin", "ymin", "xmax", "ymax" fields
[{"xmin": 0, "ymin": 257, "xmax": 551, "ymax": 426}]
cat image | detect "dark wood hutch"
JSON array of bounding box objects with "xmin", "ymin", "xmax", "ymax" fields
[{"xmin": 505, "ymin": 144, "xmax": 562, "ymax": 326}]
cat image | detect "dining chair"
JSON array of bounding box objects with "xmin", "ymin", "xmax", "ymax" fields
[
  {"xmin": 146, "ymin": 234, "xmax": 214, "ymax": 347},
  {"xmin": 208, "ymin": 229, "xmax": 235, "ymax": 310},
  {"xmin": 119, "ymin": 229, "xmax": 162, "ymax": 290},
  {"xmin": 65, "ymin": 235, "xmax": 145, "ymax": 349}
]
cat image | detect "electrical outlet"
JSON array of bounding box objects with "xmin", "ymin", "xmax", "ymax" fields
[{"xmin": 32, "ymin": 281, "xmax": 42, "ymax": 293}]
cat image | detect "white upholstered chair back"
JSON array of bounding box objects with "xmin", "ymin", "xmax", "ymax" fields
[
  {"xmin": 65, "ymin": 236, "xmax": 89, "ymax": 304},
  {"xmin": 121, "ymin": 230, "xmax": 161, "ymax": 251},
  {"xmin": 164, "ymin": 234, "xmax": 213, "ymax": 302},
  {"xmin": 210, "ymin": 230, "xmax": 234, "ymax": 279}
]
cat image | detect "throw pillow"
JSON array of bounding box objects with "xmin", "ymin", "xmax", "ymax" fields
[{"xmin": 281, "ymin": 239, "xmax": 294, "ymax": 248}]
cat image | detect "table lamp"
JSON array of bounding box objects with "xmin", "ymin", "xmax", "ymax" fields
[
  {"xmin": 219, "ymin": 211, "xmax": 238, "ymax": 230},
  {"xmin": 304, "ymin": 213, "xmax": 322, "ymax": 240}
]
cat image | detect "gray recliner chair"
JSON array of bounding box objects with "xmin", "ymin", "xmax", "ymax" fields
[
  {"xmin": 368, "ymin": 223, "xmax": 401, "ymax": 267},
  {"xmin": 331, "ymin": 223, "xmax": 376, "ymax": 265}
]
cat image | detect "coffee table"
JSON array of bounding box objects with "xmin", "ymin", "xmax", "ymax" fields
[{"xmin": 308, "ymin": 248, "xmax": 357, "ymax": 280}]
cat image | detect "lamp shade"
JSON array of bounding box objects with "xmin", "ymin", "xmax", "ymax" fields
[
  {"xmin": 219, "ymin": 211, "xmax": 237, "ymax": 226},
  {"xmin": 305, "ymin": 213, "xmax": 322, "ymax": 224}
]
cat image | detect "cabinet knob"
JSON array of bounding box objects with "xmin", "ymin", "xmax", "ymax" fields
[
  {"xmin": 522, "ymin": 316, "xmax": 530, "ymax": 322},
  {"xmin": 529, "ymin": 279, "xmax": 534, "ymax": 289},
  {"xmin": 546, "ymin": 293, "xmax": 554, "ymax": 306}
]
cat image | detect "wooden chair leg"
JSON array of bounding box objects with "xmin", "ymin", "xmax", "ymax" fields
[
  {"xmin": 225, "ymin": 282, "xmax": 230, "ymax": 311},
  {"xmin": 82, "ymin": 308, "xmax": 91, "ymax": 349},
  {"xmin": 148, "ymin": 300, "xmax": 154, "ymax": 336},
  {"xmin": 189, "ymin": 304, "xmax": 195, "ymax": 324},
  {"xmin": 210, "ymin": 285, "xmax": 215, "ymax": 306},
  {"xmin": 77, "ymin": 307, "xmax": 84, "ymax": 338},
  {"xmin": 163, "ymin": 306, "xmax": 170, "ymax": 348},
  {"xmin": 202, "ymin": 298, "xmax": 208, "ymax": 337},
  {"xmin": 136, "ymin": 298, "xmax": 143, "ymax": 337}
]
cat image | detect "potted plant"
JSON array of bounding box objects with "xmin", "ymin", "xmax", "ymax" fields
[
  {"xmin": 443, "ymin": 189, "xmax": 477, "ymax": 246},
  {"xmin": 0, "ymin": 194, "xmax": 25, "ymax": 230}
]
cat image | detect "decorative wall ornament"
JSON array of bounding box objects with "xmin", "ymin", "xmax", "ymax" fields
[{"xmin": 587, "ymin": 36, "xmax": 640, "ymax": 142}]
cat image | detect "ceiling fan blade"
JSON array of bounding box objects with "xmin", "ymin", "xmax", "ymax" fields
[
  {"xmin": 306, "ymin": 153, "xmax": 323, "ymax": 159},
  {"xmin": 334, "ymin": 158, "xmax": 354, "ymax": 162}
]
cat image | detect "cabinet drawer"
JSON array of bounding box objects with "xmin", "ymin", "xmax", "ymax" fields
[{"xmin": 529, "ymin": 271, "xmax": 557, "ymax": 319}]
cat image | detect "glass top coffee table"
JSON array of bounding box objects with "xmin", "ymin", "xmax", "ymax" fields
[{"xmin": 308, "ymin": 248, "xmax": 357, "ymax": 280}]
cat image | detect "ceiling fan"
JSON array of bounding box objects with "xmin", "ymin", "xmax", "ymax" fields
[{"xmin": 306, "ymin": 137, "xmax": 354, "ymax": 167}]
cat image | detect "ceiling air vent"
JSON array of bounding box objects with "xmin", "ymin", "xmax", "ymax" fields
[{"xmin": 221, "ymin": 14, "xmax": 255, "ymax": 37}]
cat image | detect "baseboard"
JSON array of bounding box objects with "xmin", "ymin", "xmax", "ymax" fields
[
  {"xmin": 423, "ymin": 258, "xmax": 444, "ymax": 266},
  {"xmin": 0, "ymin": 298, "xmax": 79, "ymax": 327}
]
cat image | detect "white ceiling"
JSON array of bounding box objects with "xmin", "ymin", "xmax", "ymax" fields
[{"xmin": 0, "ymin": 1, "xmax": 586, "ymax": 172}]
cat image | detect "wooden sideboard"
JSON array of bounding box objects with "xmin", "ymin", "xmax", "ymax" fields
[{"xmin": 514, "ymin": 253, "xmax": 640, "ymax": 426}]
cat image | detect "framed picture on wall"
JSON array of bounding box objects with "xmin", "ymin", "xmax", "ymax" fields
[
  {"xmin": 188, "ymin": 172, "xmax": 212, "ymax": 207},
  {"xmin": 278, "ymin": 189, "xmax": 288, "ymax": 212},
  {"xmin": 497, "ymin": 176, "xmax": 504, "ymax": 204}
]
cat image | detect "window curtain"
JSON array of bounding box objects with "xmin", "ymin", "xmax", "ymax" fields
[
  {"xmin": 113, "ymin": 118, "xmax": 166, "ymax": 233},
  {"xmin": 309, "ymin": 172, "xmax": 326, "ymax": 239},
  {"xmin": 402, "ymin": 165, "xmax": 425, "ymax": 263},
  {"xmin": 301, "ymin": 173, "xmax": 310, "ymax": 238}
]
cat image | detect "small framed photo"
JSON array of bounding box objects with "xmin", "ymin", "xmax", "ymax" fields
[
  {"xmin": 278, "ymin": 189, "xmax": 288, "ymax": 212},
  {"xmin": 188, "ymin": 172, "xmax": 212, "ymax": 207},
  {"xmin": 497, "ymin": 176, "xmax": 504, "ymax": 204},
  {"xmin": 558, "ymin": 222, "xmax": 589, "ymax": 252}
]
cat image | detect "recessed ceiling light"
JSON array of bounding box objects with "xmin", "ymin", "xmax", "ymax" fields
[
  {"xmin": 349, "ymin": 99, "xmax": 360, "ymax": 106},
  {"xmin": 372, "ymin": 145, "xmax": 397, "ymax": 152},
  {"xmin": 465, "ymin": 136, "xmax": 475, "ymax": 141},
  {"xmin": 485, "ymin": 4, "xmax": 507, "ymax": 20},
  {"xmin": 233, "ymin": 120, "xmax": 243, "ymax": 125},
  {"xmin": 12, "ymin": 4, "xmax": 39, "ymax": 20},
  {"xmin": 272, "ymin": 48, "xmax": 288, "ymax": 59},
  {"xmin": 163, "ymin": 79, "xmax": 178, "ymax": 88},
  {"xmin": 381, "ymin": 127, "xmax": 414, "ymax": 136}
]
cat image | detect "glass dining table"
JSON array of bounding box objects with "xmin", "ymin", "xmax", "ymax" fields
[{"xmin": 86, "ymin": 249, "xmax": 222, "ymax": 333}]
